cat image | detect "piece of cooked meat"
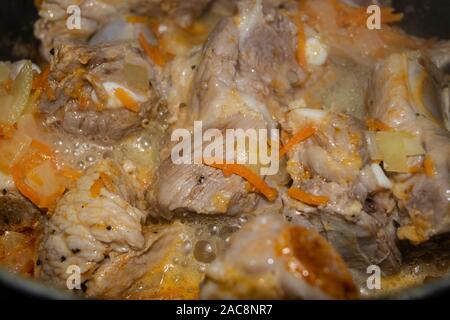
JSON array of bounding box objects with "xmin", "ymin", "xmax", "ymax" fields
[
  {"xmin": 149, "ymin": 115, "xmax": 265, "ymax": 218},
  {"xmin": 36, "ymin": 160, "xmax": 160, "ymax": 297},
  {"xmin": 0, "ymin": 177, "xmax": 41, "ymax": 276},
  {"xmin": 149, "ymin": 0, "xmax": 304, "ymax": 217},
  {"xmin": 282, "ymin": 110, "xmax": 401, "ymax": 275},
  {"xmin": 34, "ymin": 0, "xmax": 212, "ymax": 59},
  {"xmin": 200, "ymin": 213, "xmax": 358, "ymax": 299},
  {"xmin": 84, "ymin": 221, "xmax": 186, "ymax": 298},
  {"xmin": 426, "ymin": 41, "xmax": 450, "ymax": 130},
  {"xmin": 0, "ymin": 169, "xmax": 41, "ymax": 234},
  {"xmin": 0, "ymin": 190, "xmax": 41, "ymax": 234},
  {"xmin": 39, "ymin": 42, "xmax": 162, "ymax": 144},
  {"xmin": 370, "ymin": 52, "xmax": 450, "ymax": 244},
  {"xmin": 190, "ymin": 0, "xmax": 304, "ymax": 125}
]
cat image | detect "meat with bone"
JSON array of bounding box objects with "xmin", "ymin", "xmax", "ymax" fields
[
  {"xmin": 370, "ymin": 52, "xmax": 450, "ymax": 244},
  {"xmin": 149, "ymin": 0, "xmax": 304, "ymax": 217},
  {"xmin": 39, "ymin": 41, "xmax": 162, "ymax": 144},
  {"xmin": 282, "ymin": 110, "xmax": 401, "ymax": 275},
  {"xmin": 34, "ymin": 0, "xmax": 212, "ymax": 58},
  {"xmin": 200, "ymin": 213, "xmax": 358, "ymax": 299},
  {"xmin": 36, "ymin": 160, "xmax": 164, "ymax": 297}
]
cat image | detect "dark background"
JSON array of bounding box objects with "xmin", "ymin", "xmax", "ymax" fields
[{"xmin": 0, "ymin": 0, "xmax": 449, "ymax": 61}]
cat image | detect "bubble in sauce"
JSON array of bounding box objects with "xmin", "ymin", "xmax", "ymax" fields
[
  {"xmin": 219, "ymin": 225, "xmax": 239, "ymax": 240},
  {"xmin": 77, "ymin": 161, "xmax": 86, "ymax": 170},
  {"xmin": 194, "ymin": 240, "xmax": 216, "ymax": 263},
  {"xmin": 183, "ymin": 240, "xmax": 192, "ymax": 254},
  {"xmin": 141, "ymin": 118, "xmax": 150, "ymax": 128},
  {"xmin": 210, "ymin": 225, "xmax": 219, "ymax": 236}
]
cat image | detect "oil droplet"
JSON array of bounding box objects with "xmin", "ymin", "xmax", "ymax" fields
[{"xmin": 77, "ymin": 161, "xmax": 86, "ymax": 170}]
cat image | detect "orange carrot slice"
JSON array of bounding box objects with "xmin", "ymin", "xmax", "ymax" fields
[
  {"xmin": 380, "ymin": 8, "xmax": 404, "ymax": 24},
  {"xmin": 138, "ymin": 33, "xmax": 165, "ymax": 67},
  {"xmin": 280, "ymin": 126, "xmax": 316, "ymax": 157},
  {"xmin": 11, "ymin": 146, "xmax": 63, "ymax": 209},
  {"xmin": 294, "ymin": 16, "xmax": 308, "ymax": 71},
  {"xmin": 287, "ymin": 187, "xmax": 329, "ymax": 206},
  {"xmin": 99, "ymin": 172, "xmax": 116, "ymax": 193},
  {"xmin": 114, "ymin": 88, "xmax": 140, "ymax": 112},
  {"xmin": 205, "ymin": 161, "xmax": 278, "ymax": 202},
  {"xmin": 90, "ymin": 178, "xmax": 104, "ymax": 198},
  {"xmin": 424, "ymin": 155, "xmax": 435, "ymax": 177},
  {"xmin": 366, "ymin": 118, "xmax": 392, "ymax": 132}
]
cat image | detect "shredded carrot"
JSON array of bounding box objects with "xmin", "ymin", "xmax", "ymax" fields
[
  {"xmin": 294, "ymin": 16, "xmax": 308, "ymax": 71},
  {"xmin": 332, "ymin": 0, "xmax": 365, "ymax": 27},
  {"xmin": 148, "ymin": 18, "xmax": 160, "ymax": 36},
  {"xmin": 280, "ymin": 126, "xmax": 316, "ymax": 157},
  {"xmin": 380, "ymin": 8, "xmax": 404, "ymax": 24},
  {"xmin": 99, "ymin": 172, "xmax": 116, "ymax": 193},
  {"xmin": 408, "ymin": 166, "xmax": 424, "ymax": 174},
  {"xmin": 332, "ymin": 0, "xmax": 402, "ymax": 28},
  {"xmin": 114, "ymin": 88, "xmax": 140, "ymax": 112},
  {"xmin": 59, "ymin": 167, "xmax": 82, "ymax": 180},
  {"xmin": 32, "ymin": 67, "xmax": 49, "ymax": 90},
  {"xmin": 204, "ymin": 161, "xmax": 278, "ymax": 202},
  {"xmin": 138, "ymin": 33, "xmax": 165, "ymax": 67},
  {"xmin": 423, "ymin": 155, "xmax": 435, "ymax": 177},
  {"xmin": 12, "ymin": 159, "xmax": 63, "ymax": 209},
  {"xmin": 12, "ymin": 166, "xmax": 42, "ymax": 207},
  {"xmin": 30, "ymin": 139, "xmax": 54, "ymax": 158},
  {"xmin": 90, "ymin": 178, "xmax": 104, "ymax": 198},
  {"xmin": 9, "ymin": 140, "xmax": 70, "ymax": 208},
  {"xmin": 287, "ymin": 187, "xmax": 329, "ymax": 206},
  {"xmin": 78, "ymin": 91, "xmax": 90, "ymax": 110},
  {"xmin": 366, "ymin": 118, "xmax": 392, "ymax": 132},
  {"xmin": 33, "ymin": 66, "xmax": 55, "ymax": 101}
]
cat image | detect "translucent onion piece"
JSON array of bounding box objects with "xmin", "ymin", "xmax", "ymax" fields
[
  {"xmin": 124, "ymin": 63, "xmax": 148, "ymax": 93},
  {"xmin": 0, "ymin": 61, "xmax": 33, "ymax": 125},
  {"xmin": 25, "ymin": 160, "xmax": 62, "ymax": 198},
  {"xmin": 376, "ymin": 132, "xmax": 408, "ymax": 173}
]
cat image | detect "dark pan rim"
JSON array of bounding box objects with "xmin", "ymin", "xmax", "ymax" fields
[{"xmin": 1, "ymin": 267, "xmax": 449, "ymax": 300}]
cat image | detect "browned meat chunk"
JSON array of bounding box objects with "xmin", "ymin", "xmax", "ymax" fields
[
  {"xmin": 282, "ymin": 110, "xmax": 401, "ymax": 276},
  {"xmin": 39, "ymin": 42, "xmax": 162, "ymax": 144},
  {"xmin": 370, "ymin": 52, "xmax": 450, "ymax": 244},
  {"xmin": 201, "ymin": 214, "xmax": 358, "ymax": 299},
  {"xmin": 149, "ymin": 0, "xmax": 304, "ymax": 217},
  {"xmin": 0, "ymin": 191, "xmax": 40, "ymax": 234}
]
